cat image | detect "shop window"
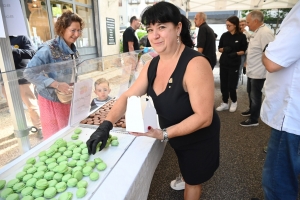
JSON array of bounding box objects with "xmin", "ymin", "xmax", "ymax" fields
[
  {"xmin": 24, "ymin": 0, "xmax": 51, "ymax": 48},
  {"xmin": 75, "ymin": 5, "xmax": 95, "ymax": 47},
  {"xmin": 76, "ymin": 0, "xmax": 91, "ymax": 5}
]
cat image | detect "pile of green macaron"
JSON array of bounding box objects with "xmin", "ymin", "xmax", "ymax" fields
[{"xmin": 0, "ymin": 128, "xmax": 115, "ymax": 200}]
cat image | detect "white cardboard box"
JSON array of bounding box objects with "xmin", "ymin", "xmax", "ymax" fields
[{"xmin": 126, "ymin": 96, "xmax": 158, "ymax": 133}]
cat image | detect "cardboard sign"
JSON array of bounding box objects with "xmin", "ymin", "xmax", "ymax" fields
[
  {"xmin": 126, "ymin": 96, "xmax": 158, "ymax": 133},
  {"xmin": 69, "ymin": 78, "xmax": 93, "ymax": 126}
]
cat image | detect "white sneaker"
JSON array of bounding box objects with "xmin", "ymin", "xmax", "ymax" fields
[
  {"xmin": 170, "ymin": 174, "xmax": 185, "ymax": 190},
  {"xmin": 216, "ymin": 103, "xmax": 229, "ymax": 111},
  {"xmin": 229, "ymin": 102, "xmax": 237, "ymax": 112}
]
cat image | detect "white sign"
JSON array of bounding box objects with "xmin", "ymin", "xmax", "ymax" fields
[
  {"xmin": 2, "ymin": 0, "xmax": 28, "ymax": 36},
  {"xmin": 126, "ymin": 96, "xmax": 158, "ymax": 133},
  {"xmin": 0, "ymin": 9, "xmax": 5, "ymax": 38},
  {"xmin": 69, "ymin": 79, "xmax": 93, "ymax": 126}
]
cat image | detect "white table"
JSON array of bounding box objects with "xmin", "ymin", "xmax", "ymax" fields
[{"xmin": 93, "ymin": 137, "xmax": 166, "ymax": 200}]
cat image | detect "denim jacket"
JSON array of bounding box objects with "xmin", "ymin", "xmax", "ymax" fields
[{"xmin": 24, "ymin": 36, "xmax": 79, "ymax": 102}]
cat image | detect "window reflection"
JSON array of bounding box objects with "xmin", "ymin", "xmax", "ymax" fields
[
  {"xmin": 50, "ymin": 1, "xmax": 73, "ymax": 24},
  {"xmin": 76, "ymin": 6, "xmax": 95, "ymax": 47},
  {"xmin": 76, "ymin": 0, "xmax": 91, "ymax": 5},
  {"xmin": 24, "ymin": 0, "xmax": 51, "ymax": 48}
]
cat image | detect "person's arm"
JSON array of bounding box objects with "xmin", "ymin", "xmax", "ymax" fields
[
  {"xmin": 196, "ymin": 27, "xmax": 206, "ymax": 53},
  {"xmin": 218, "ymin": 34, "xmax": 224, "ymax": 52},
  {"xmin": 128, "ymin": 41, "xmax": 134, "ymax": 52},
  {"xmin": 12, "ymin": 36, "xmax": 35, "ymax": 59},
  {"xmin": 197, "ymin": 48, "xmax": 203, "ymax": 53},
  {"xmin": 262, "ymin": 53, "xmax": 283, "ymax": 72}
]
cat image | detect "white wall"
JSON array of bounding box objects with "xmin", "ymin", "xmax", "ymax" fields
[{"xmin": 99, "ymin": 0, "xmax": 120, "ymax": 56}]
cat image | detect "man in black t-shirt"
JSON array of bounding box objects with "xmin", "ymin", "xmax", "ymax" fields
[
  {"xmin": 123, "ymin": 16, "xmax": 141, "ymax": 52},
  {"xmin": 194, "ymin": 12, "xmax": 217, "ymax": 69}
]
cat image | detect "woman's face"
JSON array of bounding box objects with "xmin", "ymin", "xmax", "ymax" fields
[
  {"xmin": 226, "ymin": 21, "xmax": 236, "ymax": 33},
  {"xmin": 62, "ymin": 22, "xmax": 81, "ymax": 47},
  {"xmin": 146, "ymin": 22, "xmax": 181, "ymax": 54}
]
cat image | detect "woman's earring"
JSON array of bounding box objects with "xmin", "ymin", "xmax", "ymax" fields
[{"xmin": 177, "ymin": 36, "xmax": 180, "ymax": 44}]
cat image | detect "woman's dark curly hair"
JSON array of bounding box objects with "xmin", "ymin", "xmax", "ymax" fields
[
  {"xmin": 227, "ymin": 16, "xmax": 242, "ymax": 34},
  {"xmin": 141, "ymin": 2, "xmax": 193, "ymax": 48},
  {"xmin": 55, "ymin": 10, "xmax": 84, "ymax": 37}
]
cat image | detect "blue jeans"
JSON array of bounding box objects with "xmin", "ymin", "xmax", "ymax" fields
[
  {"xmin": 262, "ymin": 128, "xmax": 300, "ymax": 200},
  {"xmin": 247, "ymin": 78, "xmax": 265, "ymax": 122}
]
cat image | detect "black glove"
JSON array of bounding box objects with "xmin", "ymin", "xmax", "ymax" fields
[
  {"xmin": 228, "ymin": 52, "xmax": 237, "ymax": 58},
  {"xmin": 243, "ymin": 66, "xmax": 246, "ymax": 75},
  {"xmin": 223, "ymin": 46, "xmax": 232, "ymax": 53},
  {"xmin": 86, "ymin": 120, "xmax": 113, "ymax": 155}
]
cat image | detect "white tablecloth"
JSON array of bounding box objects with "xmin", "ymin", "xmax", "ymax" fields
[{"xmin": 92, "ymin": 137, "xmax": 166, "ymax": 200}]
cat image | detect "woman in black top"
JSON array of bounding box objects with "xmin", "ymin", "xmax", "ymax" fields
[
  {"xmin": 86, "ymin": 2, "xmax": 220, "ymax": 199},
  {"xmin": 217, "ymin": 16, "xmax": 248, "ymax": 112}
]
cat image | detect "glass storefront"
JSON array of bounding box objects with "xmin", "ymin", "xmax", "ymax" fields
[{"xmin": 22, "ymin": 0, "xmax": 96, "ymax": 51}]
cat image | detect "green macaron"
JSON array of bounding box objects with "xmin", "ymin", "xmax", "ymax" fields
[
  {"xmin": 71, "ymin": 134, "xmax": 79, "ymax": 140},
  {"xmin": 57, "ymin": 156, "xmax": 68, "ymax": 163},
  {"xmin": 25, "ymin": 178, "xmax": 37, "ymax": 187},
  {"xmin": 22, "ymin": 174, "xmax": 33, "ymax": 182},
  {"xmin": 63, "ymin": 150, "xmax": 73, "ymax": 158},
  {"xmin": 74, "ymin": 140, "xmax": 83, "ymax": 146},
  {"xmin": 26, "ymin": 158, "xmax": 36, "ymax": 165},
  {"xmin": 21, "ymin": 186, "xmax": 34, "ymax": 197},
  {"xmin": 33, "ymin": 171, "xmax": 45, "ymax": 180},
  {"xmin": 44, "ymin": 171, "xmax": 55, "ymax": 181},
  {"xmin": 94, "ymin": 158, "xmax": 103, "ymax": 164},
  {"xmin": 58, "ymin": 147, "xmax": 67, "ymax": 153},
  {"xmin": 53, "ymin": 173, "xmax": 64, "ymax": 182},
  {"xmin": 48, "ymin": 163, "xmax": 59, "ymax": 171},
  {"xmin": 58, "ymin": 192, "xmax": 73, "ymax": 200},
  {"xmin": 37, "ymin": 165, "xmax": 48, "ymax": 172},
  {"xmin": 12, "ymin": 182, "xmax": 25, "ymax": 193},
  {"xmin": 48, "ymin": 180, "xmax": 58, "ymax": 187},
  {"xmin": 6, "ymin": 193, "xmax": 19, "ymax": 200},
  {"xmin": 31, "ymin": 189, "xmax": 44, "ymax": 198},
  {"xmin": 72, "ymin": 153, "xmax": 81, "ymax": 160},
  {"xmin": 55, "ymin": 182, "xmax": 67, "ymax": 193},
  {"xmin": 61, "ymin": 174, "xmax": 72, "ymax": 183},
  {"xmin": 76, "ymin": 188, "xmax": 87, "ymax": 198},
  {"xmin": 80, "ymin": 154, "xmax": 89, "ymax": 161},
  {"xmin": 38, "ymin": 151, "xmax": 46, "ymax": 157},
  {"xmin": 44, "ymin": 187, "xmax": 57, "ymax": 199},
  {"xmin": 26, "ymin": 167, "xmax": 37, "ymax": 174},
  {"xmin": 0, "ymin": 180, "xmax": 6, "ymax": 189},
  {"xmin": 39, "ymin": 156, "xmax": 48, "ymax": 162},
  {"xmin": 96, "ymin": 162, "xmax": 107, "ymax": 171},
  {"xmin": 52, "ymin": 153, "xmax": 62, "ymax": 159},
  {"xmin": 89, "ymin": 171, "xmax": 100, "ymax": 181},
  {"xmin": 0, "ymin": 188, "xmax": 13, "ymax": 199},
  {"xmin": 6, "ymin": 179, "xmax": 20, "ymax": 188},
  {"xmin": 67, "ymin": 160, "xmax": 77, "ymax": 168},
  {"xmin": 35, "ymin": 179, "xmax": 48, "ymax": 190},
  {"xmin": 21, "ymin": 196, "xmax": 34, "ymax": 200},
  {"xmin": 81, "ymin": 148, "xmax": 88, "ymax": 154},
  {"xmin": 34, "ymin": 161, "xmax": 45, "ymax": 168},
  {"xmin": 76, "ymin": 160, "xmax": 86, "ymax": 168},
  {"xmin": 23, "ymin": 164, "xmax": 33, "ymax": 172},
  {"xmin": 86, "ymin": 161, "xmax": 96, "ymax": 169},
  {"xmin": 16, "ymin": 171, "xmax": 27, "ymax": 180},
  {"xmin": 67, "ymin": 178, "xmax": 78, "ymax": 187},
  {"xmin": 74, "ymin": 128, "xmax": 82, "ymax": 134},
  {"xmin": 82, "ymin": 166, "xmax": 93, "ymax": 176},
  {"xmin": 72, "ymin": 171, "xmax": 83, "ymax": 181},
  {"xmin": 111, "ymin": 140, "xmax": 119, "ymax": 146},
  {"xmin": 77, "ymin": 180, "xmax": 88, "ymax": 188}
]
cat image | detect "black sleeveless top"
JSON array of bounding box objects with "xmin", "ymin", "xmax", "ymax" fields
[{"xmin": 147, "ymin": 46, "xmax": 220, "ymax": 149}]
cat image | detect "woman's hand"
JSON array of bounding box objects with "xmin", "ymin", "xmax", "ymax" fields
[
  {"xmin": 130, "ymin": 126, "xmax": 164, "ymax": 140},
  {"xmin": 57, "ymin": 82, "xmax": 73, "ymax": 94}
]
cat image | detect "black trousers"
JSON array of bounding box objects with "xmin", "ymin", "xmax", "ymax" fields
[
  {"xmin": 220, "ymin": 67, "xmax": 239, "ymax": 103},
  {"xmin": 247, "ymin": 77, "xmax": 265, "ymax": 122}
]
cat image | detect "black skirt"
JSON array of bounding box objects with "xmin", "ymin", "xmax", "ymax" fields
[{"xmin": 173, "ymin": 130, "xmax": 220, "ymax": 185}]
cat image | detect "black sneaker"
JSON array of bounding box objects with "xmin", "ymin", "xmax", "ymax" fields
[
  {"xmin": 241, "ymin": 109, "xmax": 251, "ymax": 117},
  {"xmin": 240, "ymin": 119, "xmax": 259, "ymax": 127}
]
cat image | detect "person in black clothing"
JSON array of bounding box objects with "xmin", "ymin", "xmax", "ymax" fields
[
  {"xmin": 194, "ymin": 12, "xmax": 217, "ymax": 69},
  {"xmin": 2, "ymin": 35, "xmax": 42, "ymax": 137},
  {"xmin": 86, "ymin": 2, "xmax": 220, "ymax": 199},
  {"xmin": 122, "ymin": 16, "xmax": 140, "ymax": 52},
  {"xmin": 216, "ymin": 16, "xmax": 248, "ymax": 112}
]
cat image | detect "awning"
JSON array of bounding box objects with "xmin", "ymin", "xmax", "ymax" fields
[{"xmin": 170, "ymin": 0, "xmax": 298, "ymax": 12}]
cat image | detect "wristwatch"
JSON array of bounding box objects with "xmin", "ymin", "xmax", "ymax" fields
[{"xmin": 161, "ymin": 128, "xmax": 169, "ymax": 142}]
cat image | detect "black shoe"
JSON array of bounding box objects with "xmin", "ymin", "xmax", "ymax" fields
[
  {"xmin": 240, "ymin": 119, "xmax": 259, "ymax": 127},
  {"xmin": 241, "ymin": 109, "xmax": 251, "ymax": 117}
]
